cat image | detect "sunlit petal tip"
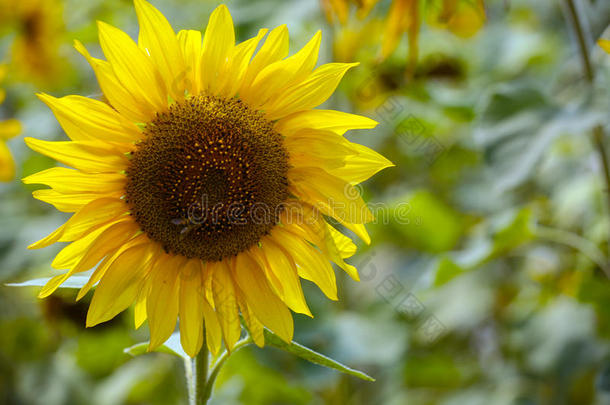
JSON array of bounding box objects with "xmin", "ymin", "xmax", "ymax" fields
[
  {"xmin": 35, "ymin": 92, "xmax": 52, "ymax": 102},
  {"xmin": 209, "ymin": 4, "xmax": 233, "ymax": 25},
  {"xmin": 85, "ymin": 310, "xmax": 100, "ymax": 328},
  {"xmin": 95, "ymin": 20, "xmax": 109, "ymax": 32},
  {"xmin": 73, "ymin": 39, "xmax": 88, "ymax": 56},
  {"xmin": 37, "ymin": 273, "xmax": 71, "ymax": 299},
  {"xmin": 213, "ymin": 3, "xmax": 230, "ymax": 13}
]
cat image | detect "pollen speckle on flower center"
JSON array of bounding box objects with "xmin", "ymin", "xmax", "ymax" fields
[{"xmin": 125, "ymin": 95, "xmax": 289, "ymax": 261}]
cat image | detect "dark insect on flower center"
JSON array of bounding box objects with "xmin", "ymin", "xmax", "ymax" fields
[{"xmin": 125, "ymin": 95, "xmax": 289, "ymax": 262}]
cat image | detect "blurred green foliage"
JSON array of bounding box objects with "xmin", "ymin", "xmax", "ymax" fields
[{"xmin": 1, "ymin": 0, "xmax": 610, "ymax": 404}]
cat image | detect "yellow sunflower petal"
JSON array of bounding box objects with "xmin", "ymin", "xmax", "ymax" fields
[
  {"xmin": 201, "ymin": 261, "xmax": 215, "ymax": 309},
  {"xmin": 97, "ymin": 21, "xmax": 166, "ymax": 113},
  {"xmin": 600, "ymin": 39, "xmax": 610, "ymax": 54},
  {"xmin": 232, "ymin": 253, "xmax": 293, "ymax": 343},
  {"xmin": 86, "ymin": 242, "xmax": 157, "ymax": 326},
  {"xmin": 28, "ymin": 197, "xmax": 126, "ymax": 249},
  {"xmin": 32, "ymin": 189, "xmax": 106, "ymax": 213},
  {"xmin": 263, "ymin": 62, "xmax": 358, "ymax": 120},
  {"xmin": 270, "ymin": 227, "xmax": 338, "ymax": 300},
  {"xmin": 344, "ymin": 222, "xmax": 371, "ymax": 245},
  {"xmin": 284, "ymin": 129, "xmax": 356, "ymax": 170},
  {"xmin": 280, "ymin": 212, "xmax": 360, "ymax": 281},
  {"xmin": 179, "ymin": 259, "xmax": 205, "ymax": 358},
  {"xmin": 245, "ymin": 30, "xmax": 321, "ymax": 108},
  {"xmin": 77, "ymin": 234, "xmax": 149, "ymax": 301},
  {"xmin": 240, "ymin": 25, "xmax": 289, "ymax": 92},
  {"xmin": 287, "ymin": 202, "xmax": 371, "ymax": 243},
  {"xmin": 55, "ymin": 218, "xmax": 139, "ymax": 273},
  {"xmin": 37, "ymin": 94, "xmax": 142, "ymax": 143},
  {"xmin": 24, "ymin": 167, "xmax": 126, "ymax": 194},
  {"xmin": 248, "ymin": 247, "xmax": 283, "ymax": 298},
  {"xmin": 24, "ymin": 138, "xmax": 131, "ymax": 173},
  {"xmin": 202, "ymin": 296, "xmax": 223, "ymax": 356},
  {"xmin": 0, "ymin": 119, "xmax": 22, "ymax": 140},
  {"xmin": 219, "ymin": 29, "xmax": 268, "ymax": 98},
  {"xmin": 251, "ymin": 241, "xmax": 312, "ymax": 317},
  {"xmin": 56, "ymin": 197, "xmax": 127, "ymax": 242},
  {"xmin": 323, "ymin": 223, "xmax": 359, "ymax": 281},
  {"xmin": 211, "ymin": 260, "xmax": 241, "ymax": 351},
  {"xmin": 326, "ymin": 223, "xmax": 357, "ymax": 258},
  {"xmin": 134, "ymin": 286, "xmax": 148, "ymax": 329},
  {"xmin": 51, "ymin": 219, "xmax": 120, "ymax": 270},
  {"xmin": 147, "ymin": 254, "xmax": 183, "ymax": 350},
  {"xmin": 289, "ymin": 166, "xmax": 374, "ymax": 224},
  {"xmin": 236, "ymin": 291, "xmax": 265, "ymax": 347},
  {"xmin": 200, "ymin": 5, "xmax": 235, "ymax": 94},
  {"xmin": 275, "ymin": 109, "xmax": 377, "ymax": 136},
  {"xmin": 39, "ymin": 271, "xmax": 75, "ymax": 299},
  {"xmin": 332, "ymin": 142, "xmax": 394, "ymax": 184},
  {"xmin": 134, "ymin": 0, "xmax": 185, "ymax": 102},
  {"xmin": 74, "ymin": 40, "xmax": 150, "ymax": 123},
  {"xmin": 177, "ymin": 30, "xmax": 202, "ymax": 95}
]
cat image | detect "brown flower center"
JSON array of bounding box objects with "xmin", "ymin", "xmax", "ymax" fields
[{"xmin": 125, "ymin": 95, "xmax": 289, "ymax": 261}]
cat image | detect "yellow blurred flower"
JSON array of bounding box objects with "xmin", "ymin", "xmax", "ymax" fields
[
  {"xmin": 334, "ymin": 18, "xmax": 386, "ymax": 62},
  {"xmin": 321, "ymin": 0, "xmax": 380, "ymax": 24},
  {"xmin": 25, "ymin": 0, "xmax": 392, "ymax": 357},
  {"xmin": 323, "ymin": 0, "xmax": 486, "ymax": 75},
  {"xmin": 0, "ymin": 65, "xmax": 22, "ymax": 182},
  {"xmin": 600, "ymin": 39, "xmax": 610, "ymax": 54},
  {"xmin": 0, "ymin": 0, "xmax": 65, "ymax": 85}
]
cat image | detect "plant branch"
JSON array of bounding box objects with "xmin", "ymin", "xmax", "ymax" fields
[
  {"xmin": 565, "ymin": 0, "xmax": 594, "ymax": 82},
  {"xmin": 535, "ymin": 225, "xmax": 610, "ymax": 278},
  {"xmin": 564, "ymin": 0, "xmax": 610, "ymax": 262}
]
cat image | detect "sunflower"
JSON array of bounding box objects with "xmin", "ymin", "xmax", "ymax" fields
[
  {"xmin": 0, "ymin": 0, "xmax": 65, "ymax": 85},
  {"xmin": 0, "ymin": 65, "xmax": 22, "ymax": 182},
  {"xmin": 24, "ymin": 0, "xmax": 392, "ymax": 357},
  {"xmin": 320, "ymin": 0, "xmax": 380, "ymax": 24},
  {"xmin": 322, "ymin": 0, "xmax": 485, "ymax": 74}
]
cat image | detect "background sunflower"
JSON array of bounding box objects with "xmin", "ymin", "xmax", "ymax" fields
[{"xmin": 0, "ymin": 65, "xmax": 21, "ymax": 181}]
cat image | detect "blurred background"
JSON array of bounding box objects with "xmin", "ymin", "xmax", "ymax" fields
[{"xmin": 1, "ymin": 0, "xmax": 610, "ymax": 404}]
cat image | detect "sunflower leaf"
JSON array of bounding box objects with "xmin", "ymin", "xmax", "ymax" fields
[
  {"xmin": 263, "ymin": 329, "xmax": 375, "ymax": 382},
  {"xmin": 124, "ymin": 332, "xmax": 188, "ymax": 359}
]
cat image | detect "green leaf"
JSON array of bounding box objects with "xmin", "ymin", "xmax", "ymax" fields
[
  {"xmin": 490, "ymin": 208, "xmax": 534, "ymax": 257},
  {"xmin": 390, "ymin": 190, "xmax": 463, "ymax": 253},
  {"xmin": 263, "ymin": 329, "xmax": 375, "ymax": 382},
  {"xmin": 434, "ymin": 257, "xmax": 464, "ymax": 286},
  {"xmin": 480, "ymin": 85, "xmax": 549, "ymax": 125},
  {"xmin": 124, "ymin": 332, "xmax": 189, "ymax": 360},
  {"xmin": 6, "ymin": 274, "xmax": 92, "ymax": 289}
]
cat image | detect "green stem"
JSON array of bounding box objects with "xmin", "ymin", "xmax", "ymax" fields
[
  {"xmin": 201, "ymin": 338, "xmax": 252, "ymax": 403},
  {"xmin": 563, "ymin": 0, "xmax": 610, "ymax": 262},
  {"xmin": 564, "ymin": 0, "xmax": 594, "ymax": 82},
  {"xmin": 194, "ymin": 334, "xmax": 209, "ymax": 405}
]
